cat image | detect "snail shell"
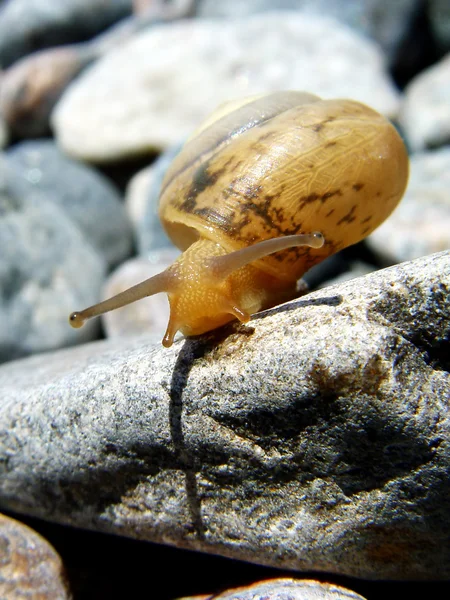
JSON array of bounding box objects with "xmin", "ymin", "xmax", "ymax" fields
[
  {"xmin": 70, "ymin": 91, "xmax": 409, "ymax": 347},
  {"xmin": 160, "ymin": 90, "xmax": 408, "ymax": 280}
]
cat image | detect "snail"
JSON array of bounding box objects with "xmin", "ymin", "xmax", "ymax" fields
[{"xmin": 70, "ymin": 91, "xmax": 409, "ymax": 347}]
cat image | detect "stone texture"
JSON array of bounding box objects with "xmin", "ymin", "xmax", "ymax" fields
[
  {"xmin": 0, "ymin": 155, "xmax": 105, "ymax": 363},
  {"xmin": 368, "ymin": 148, "xmax": 450, "ymax": 263},
  {"xmin": 101, "ymin": 251, "xmax": 180, "ymax": 339},
  {"xmin": 6, "ymin": 139, "xmax": 133, "ymax": 268},
  {"xmin": 0, "ymin": 512, "xmax": 70, "ymax": 599},
  {"xmin": 187, "ymin": 578, "xmax": 367, "ymax": 600},
  {"xmin": 0, "ymin": 251, "xmax": 448, "ymax": 580},
  {"xmin": 52, "ymin": 13, "xmax": 400, "ymax": 162},
  {"xmin": 399, "ymin": 53, "xmax": 450, "ymax": 151},
  {"xmin": 0, "ymin": 0, "xmax": 132, "ymax": 69}
]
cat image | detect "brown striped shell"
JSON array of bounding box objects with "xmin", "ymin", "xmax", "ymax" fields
[{"xmin": 159, "ymin": 91, "xmax": 409, "ymax": 281}]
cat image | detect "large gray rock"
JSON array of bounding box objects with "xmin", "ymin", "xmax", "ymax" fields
[
  {"xmin": 6, "ymin": 139, "xmax": 133, "ymax": 268},
  {"xmin": 0, "ymin": 251, "xmax": 448, "ymax": 580},
  {"xmin": 0, "ymin": 155, "xmax": 105, "ymax": 362},
  {"xmin": 52, "ymin": 13, "xmax": 400, "ymax": 162}
]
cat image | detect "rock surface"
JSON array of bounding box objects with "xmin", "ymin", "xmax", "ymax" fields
[
  {"xmin": 52, "ymin": 13, "xmax": 400, "ymax": 162},
  {"xmin": 6, "ymin": 139, "xmax": 133, "ymax": 268},
  {"xmin": 399, "ymin": 53, "xmax": 450, "ymax": 151},
  {"xmin": 0, "ymin": 251, "xmax": 448, "ymax": 579},
  {"xmin": 182, "ymin": 578, "xmax": 367, "ymax": 600},
  {"xmin": 368, "ymin": 148, "xmax": 450, "ymax": 263},
  {"xmin": 0, "ymin": 512, "xmax": 70, "ymax": 599},
  {"xmin": 0, "ymin": 155, "xmax": 105, "ymax": 363}
]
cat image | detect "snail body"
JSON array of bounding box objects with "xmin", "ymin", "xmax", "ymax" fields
[{"xmin": 70, "ymin": 91, "xmax": 409, "ymax": 347}]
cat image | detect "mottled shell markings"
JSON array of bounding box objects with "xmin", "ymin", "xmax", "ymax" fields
[{"xmin": 70, "ymin": 91, "xmax": 409, "ymax": 346}]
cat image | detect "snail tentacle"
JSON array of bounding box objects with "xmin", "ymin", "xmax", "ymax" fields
[
  {"xmin": 207, "ymin": 233, "xmax": 325, "ymax": 280},
  {"xmin": 69, "ymin": 270, "xmax": 176, "ymax": 328}
]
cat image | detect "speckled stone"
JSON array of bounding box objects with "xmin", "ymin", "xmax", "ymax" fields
[
  {"xmin": 0, "ymin": 513, "xmax": 70, "ymax": 599},
  {"xmin": 0, "ymin": 251, "xmax": 448, "ymax": 579},
  {"xmin": 52, "ymin": 13, "xmax": 400, "ymax": 162},
  {"xmin": 181, "ymin": 578, "xmax": 368, "ymax": 600}
]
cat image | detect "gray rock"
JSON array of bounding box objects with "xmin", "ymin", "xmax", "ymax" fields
[
  {"xmin": 0, "ymin": 155, "xmax": 105, "ymax": 363},
  {"xmin": 0, "ymin": 250, "xmax": 448, "ymax": 579},
  {"xmin": 368, "ymin": 148, "xmax": 450, "ymax": 263},
  {"xmin": 0, "ymin": 512, "xmax": 70, "ymax": 599},
  {"xmin": 52, "ymin": 13, "xmax": 400, "ymax": 162},
  {"xmin": 203, "ymin": 579, "xmax": 367, "ymax": 600},
  {"xmin": 0, "ymin": 0, "xmax": 132, "ymax": 69},
  {"xmin": 399, "ymin": 53, "xmax": 450, "ymax": 151},
  {"xmin": 196, "ymin": 0, "xmax": 421, "ymax": 65},
  {"xmin": 6, "ymin": 139, "xmax": 133, "ymax": 268}
]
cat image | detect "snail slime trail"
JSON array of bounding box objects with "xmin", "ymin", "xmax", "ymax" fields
[{"xmin": 70, "ymin": 91, "xmax": 409, "ymax": 347}]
